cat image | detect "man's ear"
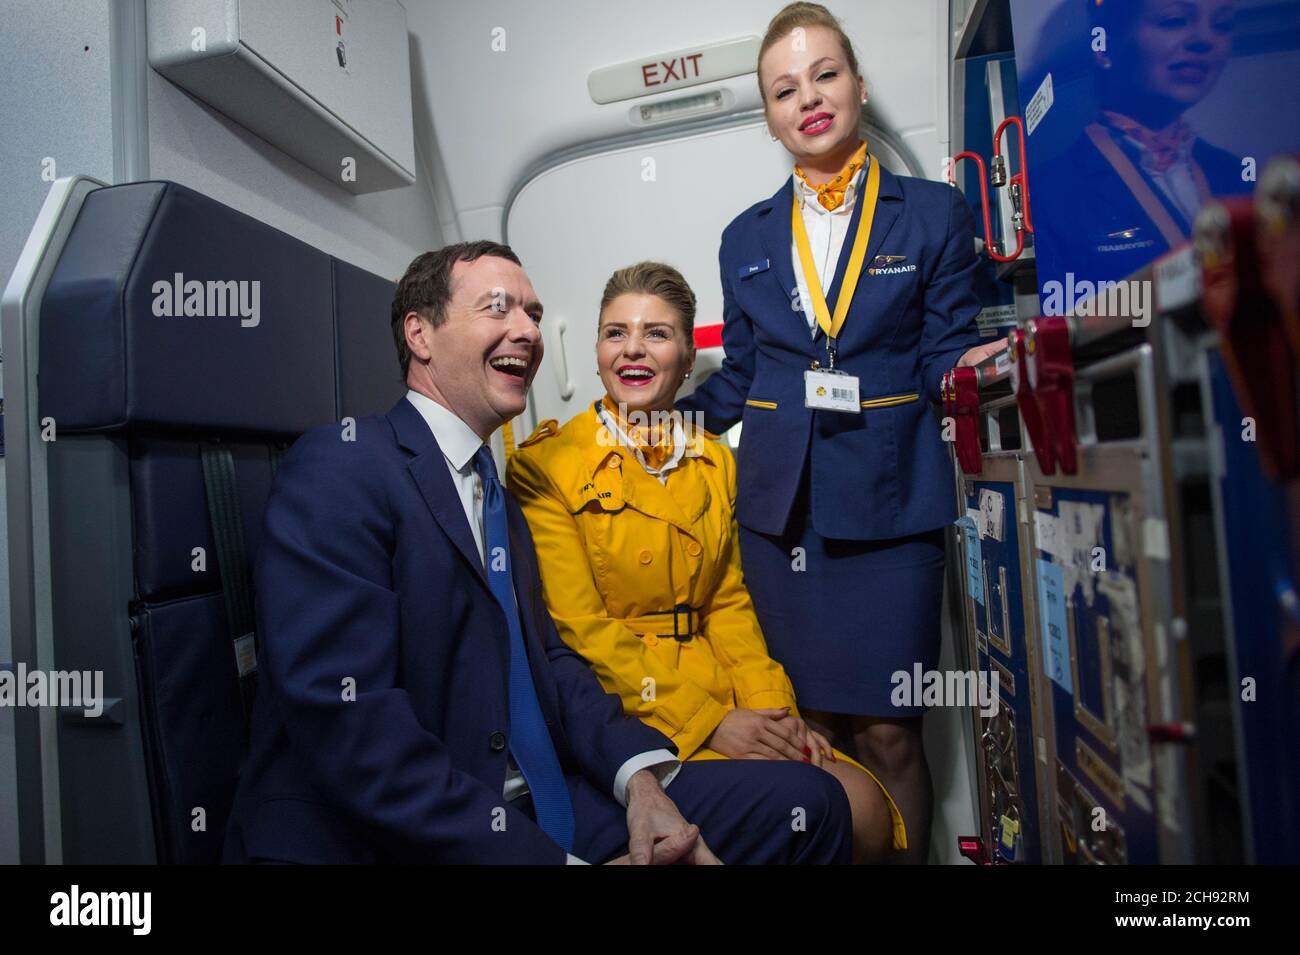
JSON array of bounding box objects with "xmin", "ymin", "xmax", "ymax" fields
[{"xmin": 405, "ymin": 310, "xmax": 433, "ymax": 362}]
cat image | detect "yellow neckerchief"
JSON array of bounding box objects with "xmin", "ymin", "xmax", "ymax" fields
[
  {"xmin": 794, "ymin": 139, "xmax": 868, "ymax": 212},
  {"xmin": 599, "ymin": 395, "xmax": 675, "ymax": 473},
  {"xmin": 791, "ymin": 152, "xmax": 881, "ymax": 341}
]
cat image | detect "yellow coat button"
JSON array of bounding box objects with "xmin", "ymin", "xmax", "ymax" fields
[
  {"xmin": 638, "ymin": 550, "xmax": 653, "ymax": 564},
  {"xmin": 686, "ymin": 540, "xmax": 702, "ymax": 557},
  {"xmin": 607, "ymin": 457, "xmax": 620, "ymax": 469},
  {"xmin": 644, "ymin": 634, "xmax": 659, "ymax": 647}
]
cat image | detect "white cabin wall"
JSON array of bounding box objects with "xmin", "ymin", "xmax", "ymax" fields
[{"xmin": 0, "ymin": 2, "xmax": 118, "ymax": 289}]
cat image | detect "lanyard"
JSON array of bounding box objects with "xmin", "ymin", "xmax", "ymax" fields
[
  {"xmin": 1083, "ymin": 122, "xmax": 1210, "ymax": 247},
  {"xmin": 791, "ymin": 153, "xmax": 881, "ymax": 344},
  {"xmin": 596, "ymin": 403, "xmax": 686, "ymax": 484}
]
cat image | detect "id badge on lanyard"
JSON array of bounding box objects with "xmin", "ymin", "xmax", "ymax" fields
[
  {"xmin": 805, "ymin": 342, "xmax": 860, "ymax": 413},
  {"xmin": 794, "ymin": 156, "xmax": 879, "ymax": 415}
]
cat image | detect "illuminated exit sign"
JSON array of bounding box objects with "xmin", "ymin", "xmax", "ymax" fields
[{"xmin": 587, "ymin": 36, "xmax": 760, "ymax": 104}]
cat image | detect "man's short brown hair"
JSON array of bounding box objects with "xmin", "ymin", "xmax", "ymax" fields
[{"xmin": 391, "ymin": 241, "xmax": 523, "ymax": 378}]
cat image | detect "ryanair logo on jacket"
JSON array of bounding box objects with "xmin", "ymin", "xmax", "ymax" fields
[{"xmin": 867, "ymin": 254, "xmax": 916, "ymax": 276}]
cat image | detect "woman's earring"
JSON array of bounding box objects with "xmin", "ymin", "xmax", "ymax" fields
[{"xmin": 769, "ymin": 130, "xmax": 778, "ymax": 142}]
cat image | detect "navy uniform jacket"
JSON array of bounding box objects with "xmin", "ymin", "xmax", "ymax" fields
[
  {"xmin": 1032, "ymin": 131, "xmax": 1249, "ymax": 287},
  {"xmin": 223, "ymin": 397, "xmax": 671, "ymax": 864},
  {"xmin": 677, "ymin": 163, "xmax": 983, "ymax": 540}
]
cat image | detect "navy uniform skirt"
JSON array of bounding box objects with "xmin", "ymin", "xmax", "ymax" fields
[{"xmin": 739, "ymin": 469, "xmax": 946, "ymax": 717}]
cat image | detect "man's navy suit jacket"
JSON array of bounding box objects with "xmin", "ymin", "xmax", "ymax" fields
[{"xmin": 223, "ymin": 396, "xmax": 672, "ymax": 864}]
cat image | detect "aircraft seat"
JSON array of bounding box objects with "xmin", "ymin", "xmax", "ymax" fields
[{"xmin": 37, "ymin": 180, "xmax": 403, "ymax": 862}]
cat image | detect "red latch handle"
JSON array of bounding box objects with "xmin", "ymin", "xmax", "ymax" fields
[
  {"xmin": 943, "ymin": 366, "xmax": 983, "ymax": 474},
  {"xmin": 1197, "ymin": 196, "xmax": 1300, "ymax": 479},
  {"xmin": 1026, "ymin": 316, "xmax": 1078, "ymax": 475},
  {"xmin": 1009, "ymin": 327, "xmax": 1055, "ymax": 475}
]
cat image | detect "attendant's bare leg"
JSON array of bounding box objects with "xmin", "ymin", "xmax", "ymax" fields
[
  {"xmin": 847, "ymin": 714, "xmax": 932, "ymax": 865},
  {"xmin": 817, "ymin": 759, "xmax": 893, "ymax": 864}
]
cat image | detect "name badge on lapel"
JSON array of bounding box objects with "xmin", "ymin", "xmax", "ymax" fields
[
  {"xmin": 805, "ymin": 368, "xmax": 860, "ymax": 413},
  {"xmin": 738, "ymin": 258, "xmax": 770, "ymax": 279}
]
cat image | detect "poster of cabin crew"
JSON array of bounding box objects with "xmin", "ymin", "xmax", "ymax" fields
[{"xmin": 1009, "ymin": 0, "xmax": 1300, "ymax": 303}]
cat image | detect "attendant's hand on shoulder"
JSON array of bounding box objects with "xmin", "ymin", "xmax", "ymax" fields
[{"xmin": 604, "ymin": 769, "xmax": 721, "ymax": 865}]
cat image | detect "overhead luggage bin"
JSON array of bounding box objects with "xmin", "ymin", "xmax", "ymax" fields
[{"xmin": 147, "ymin": 0, "xmax": 417, "ymax": 195}]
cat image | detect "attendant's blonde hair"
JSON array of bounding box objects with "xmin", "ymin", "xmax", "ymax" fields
[{"xmin": 758, "ymin": 2, "xmax": 862, "ymax": 101}]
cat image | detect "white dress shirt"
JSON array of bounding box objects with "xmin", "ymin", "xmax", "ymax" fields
[
  {"xmin": 790, "ymin": 165, "xmax": 865, "ymax": 336},
  {"xmin": 404, "ymin": 391, "xmax": 679, "ymax": 862}
]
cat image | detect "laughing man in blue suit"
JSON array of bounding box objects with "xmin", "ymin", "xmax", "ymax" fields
[{"xmin": 222, "ymin": 241, "xmax": 852, "ymax": 864}]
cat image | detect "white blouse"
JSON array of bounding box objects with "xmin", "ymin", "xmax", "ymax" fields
[{"xmin": 790, "ymin": 165, "xmax": 865, "ymax": 336}]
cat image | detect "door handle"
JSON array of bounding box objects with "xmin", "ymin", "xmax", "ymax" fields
[{"xmin": 552, "ymin": 317, "xmax": 576, "ymax": 400}]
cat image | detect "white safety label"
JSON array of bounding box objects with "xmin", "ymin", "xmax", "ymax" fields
[{"xmin": 1025, "ymin": 72, "xmax": 1054, "ymax": 136}]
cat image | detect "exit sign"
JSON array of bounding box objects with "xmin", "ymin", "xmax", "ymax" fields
[{"xmin": 587, "ymin": 36, "xmax": 760, "ymax": 105}]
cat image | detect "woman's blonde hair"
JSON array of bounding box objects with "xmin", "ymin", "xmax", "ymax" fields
[
  {"xmin": 599, "ymin": 261, "xmax": 697, "ymax": 341},
  {"xmin": 757, "ymin": 2, "xmax": 861, "ymax": 101}
]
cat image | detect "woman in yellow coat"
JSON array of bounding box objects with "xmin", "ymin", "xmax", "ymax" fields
[{"xmin": 507, "ymin": 262, "xmax": 905, "ymax": 862}]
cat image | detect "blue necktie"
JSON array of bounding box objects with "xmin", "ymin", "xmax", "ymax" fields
[{"xmin": 473, "ymin": 446, "xmax": 575, "ymax": 851}]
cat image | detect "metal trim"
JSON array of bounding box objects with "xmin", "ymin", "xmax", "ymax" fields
[{"xmin": 2, "ymin": 175, "xmax": 108, "ymax": 863}]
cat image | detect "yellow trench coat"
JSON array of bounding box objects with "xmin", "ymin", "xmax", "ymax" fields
[{"xmin": 506, "ymin": 402, "xmax": 905, "ymax": 849}]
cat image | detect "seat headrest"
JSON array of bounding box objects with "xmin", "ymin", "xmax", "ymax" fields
[
  {"xmin": 333, "ymin": 258, "xmax": 405, "ymax": 420},
  {"xmin": 40, "ymin": 181, "xmax": 337, "ymax": 436}
]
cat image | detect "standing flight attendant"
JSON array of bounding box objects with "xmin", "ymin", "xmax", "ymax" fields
[{"xmin": 676, "ymin": 2, "xmax": 1003, "ymax": 863}]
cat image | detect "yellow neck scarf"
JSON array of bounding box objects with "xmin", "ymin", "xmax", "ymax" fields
[
  {"xmin": 600, "ymin": 396, "xmax": 674, "ymax": 472},
  {"xmin": 794, "ymin": 139, "xmax": 868, "ymax": 212}
]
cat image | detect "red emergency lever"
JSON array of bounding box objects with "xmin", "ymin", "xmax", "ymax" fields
[
  {"xmin": 1026, "ymin": 316, "xmax": 1078, "ymax": 475},
  {"xmin": 993, "ymin": 116, "xmax": 1034, "ymax": 238},
  {"xmin": 1196, "ymin": 196, "xmax": 1300, "ymax": 479},
  {"xmin": 1009, "ymin": 327, "xmax": 1056, "ymax": 475},
  {"xmin": 949, "ymin": 116, "xmax": 1034, "ymax": 264},
  {"xmin": 942, "ymin": 365, "xmax": 983, "ymax": 475},
  {"xmin": 949, "ymin": 151, "xmax": 1000, "ymax": 259}
]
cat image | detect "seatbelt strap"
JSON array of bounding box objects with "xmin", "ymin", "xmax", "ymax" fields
[
  {"xmin": 269, "ymin": 441, "xmax": 286, "ymax": 477},
  {"xmin": 200, "ymin": 442, "xmax": 258, "ymax": 722}
]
